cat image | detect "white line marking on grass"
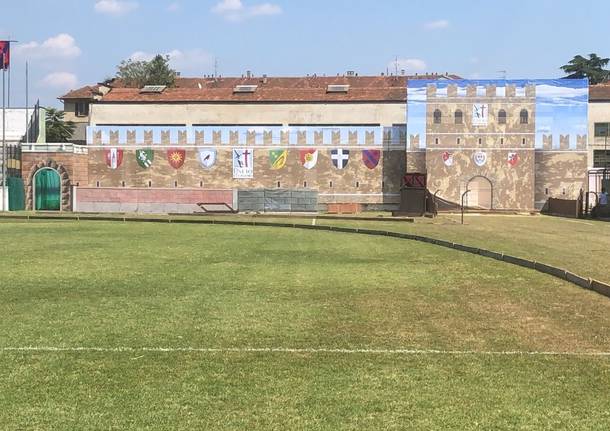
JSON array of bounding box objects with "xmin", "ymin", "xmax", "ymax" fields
[{"xmin": 1, "ymin": 347, "xmax": 610, "ymax": 357}]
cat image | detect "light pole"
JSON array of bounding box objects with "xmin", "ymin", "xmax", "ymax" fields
[{"xmin": 461, "ymin": 190, "xmax": 471, "ymax": 225}]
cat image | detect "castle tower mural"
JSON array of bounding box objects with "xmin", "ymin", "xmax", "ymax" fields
[{"xmin": 407, "ymin": 79, "xmax": 589, "ymax": 210}]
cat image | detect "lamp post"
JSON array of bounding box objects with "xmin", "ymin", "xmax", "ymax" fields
[{"xmin": 461, "ymin": 190, "xmax": 471, "ymax": 225}]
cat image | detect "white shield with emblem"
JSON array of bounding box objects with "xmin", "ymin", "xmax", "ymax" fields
[
  {"xmin": 473, "ymin": 151, "xmax": 487, "ymax": 167},
  {"xmin": 198, "ymin": 148, "xmax": 217, "ymax": 169}
]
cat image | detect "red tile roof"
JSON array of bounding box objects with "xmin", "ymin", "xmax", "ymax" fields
[
  {"xmin": 61, "ymin": 74, "xmax": 461, "ymax": 103},
  {"xmin": 59, "ymin": 85, "xmax": 102, "ymax": 100},
  {"xmin": 590, "ymin": 84, "xmax": 610, "ymax": 101}
]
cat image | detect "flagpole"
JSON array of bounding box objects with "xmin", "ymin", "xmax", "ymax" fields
[
  {"xmin": 7, "ymin": 35, "xmax": 10, "ymax": 108},
  {"xmin": 2, "ymin": 68, "xmax": 6, "ymax": 212},
  {"xmin": 25, "ymin": 61, "xmax": 29, "ymax": 144}
]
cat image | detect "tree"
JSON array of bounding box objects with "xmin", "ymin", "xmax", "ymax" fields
[
  {"xmin": 146, "ymin": 55, "xmax": 176, "ymax": 87},
  {"xmin": 561, "ymin": 54, "xmax": 610, "ymax": 84},
  {"xmin": 45, "ymin": 108, "xmax": 75, "ymax": 142},
  {"xmin": 115, "ymin": 54, "xmax": 176, "ymax": 87}
]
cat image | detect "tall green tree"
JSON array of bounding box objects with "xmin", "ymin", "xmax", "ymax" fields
[
  {"xmin": 45, "ymin": 108, "xmax": 75, "ymax": 142},
  {"xmin": 146, "ymin": 55, "xmax": 176, "ymax": 87},
  {"xmin": 115, "ymin": 59, "xmax": 149, "ymax": 87},
  {"xmin": 115, "ymin": 54, "xmax": 176, "ymax": 87},
  {"xmin": 561, "ymin": 54, "xmax": 610, "ymax": 84}
]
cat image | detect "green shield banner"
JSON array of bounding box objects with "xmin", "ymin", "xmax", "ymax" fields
[{"xmin": 136, "ymin": 149, "xmax": 154, "ymax": 168}]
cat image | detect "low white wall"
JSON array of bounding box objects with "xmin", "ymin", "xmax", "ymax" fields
[{"xmin": 0, "ymin": 186, "xmax": 8, "ymax": 211}]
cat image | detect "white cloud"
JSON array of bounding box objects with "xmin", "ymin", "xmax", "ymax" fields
[
  {"xmin": 15, "ymin": 33, "xmax": 81, "ymax": 59},
  {"xmin": 40, "ymin": 72, "xmax": 78, "ymax": 90},
  {"xmin": 167, "ymin": 2, "xmax": 180, "ymax": 12},
  {"xmin": 212, "ymin": 0, "xmax": 282, "ymax": 21},
  {"xmin": 94, "ymin": 0, "xmax": 139, "ymax": 15},
  {"xmin": 250, "ymin": 3, "xmax": 282, "ymax": 16},
  {"xmin": 128, "ymin": 49, "xmax": 214, "ymax": 74},
  {"xmin": 424, "ymin": 19, "xmax": 449, "ymax": 30},
  {"xmin": 388, "ymin": 58, "xmax": 427, "ymax": 74}
]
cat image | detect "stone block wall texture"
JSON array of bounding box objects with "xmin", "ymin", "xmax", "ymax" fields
[
  {"xmin": 425, "ymin": 149, "xmax": 535, "ymax": 210},
  {"xmin": 21, "ymin": 152, "xmax": 90, "ymax": 210},
  {"xmin": 534, "ymin": 151, "xmax": 587, "ymax": 207},
  {"xmin": 87, "ymin": 148, "xmax": 403, "ymax": 205},
  {"xmin": 22, "ymin": 152, "xmax": 89, "ymax": 186}
]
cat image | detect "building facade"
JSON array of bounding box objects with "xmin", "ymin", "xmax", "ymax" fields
[
  {"xmin": 17, "ymin": 75, "xmax": 595, "ymax": 213},
  {"xmin": 588, "ymin": 84, "xmax": 610, "ymax": 195}
]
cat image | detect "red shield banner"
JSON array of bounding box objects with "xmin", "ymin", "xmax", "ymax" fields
[
  {"xmin": 167, "ymin": 148, "xmax": 186, "ymax": 169},
  {"xmin": 0, "ymin": 41, "xmax": 10, "ymax": 70},
  {"xmin": 507, "ymin": 152, "xmax": 519, "ymax": 167},
  {"xmin": 299, "ymin": 149, "xmax": 318, "ymax": 169},
  {"xmin": 362, "ymin": 149, "xmax": 380, "ymax": 169},
  {"xmin": 104, "ymin": 148, "xmax": 123, "ymax": 169}
]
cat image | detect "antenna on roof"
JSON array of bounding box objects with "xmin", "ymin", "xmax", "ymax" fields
[
  {"xmin": 394, "ymin": 56, "xmax": 399, "ymax": 76},
  {"xmin": 214, "ymin": 58, "xmax": 218, "ymax": 78}
]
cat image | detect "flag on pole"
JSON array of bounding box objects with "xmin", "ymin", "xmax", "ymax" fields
[{"xmin": 0, "ymin": 41, "xmax": 10, "ymax": 70}]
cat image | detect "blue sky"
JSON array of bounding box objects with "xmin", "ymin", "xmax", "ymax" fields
[{"xmin": 1, "ymin": 0, "xmax": 609, "ymax": 107}]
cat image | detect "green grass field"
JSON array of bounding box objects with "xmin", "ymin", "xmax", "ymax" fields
[{"xmin": 1, "ymin": 219, "xmax": 610, "ymax": 429}]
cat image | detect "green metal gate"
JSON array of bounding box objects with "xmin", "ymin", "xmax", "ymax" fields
[
  {"xmin": 7, "ymin": 177, "xmax": 25, "ymax": 211},
  {"xmin": 34, "ymin": 169, "xmax": 61, "ymax": 211}
]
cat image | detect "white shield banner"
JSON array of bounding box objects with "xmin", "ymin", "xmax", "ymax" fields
[
  {"xmin": 473, "ymin": 151, "xmax": 487, "ymax": 167},
  {"xmin": 198, "ymin": 148, "xmax": 217, "ymax": 169}
]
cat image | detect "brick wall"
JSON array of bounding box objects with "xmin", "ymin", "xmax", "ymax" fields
[
  {"xmin": 74, "ymin": 187, "xmax": 233, "ymax": 214},
  {"xmin": 22, "ymin": 152, "xmax": 89, "ymax": 186}
]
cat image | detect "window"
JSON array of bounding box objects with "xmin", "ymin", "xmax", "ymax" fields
[
  {"xmin": 277, "ymin": 181, "xmax": 281, "ymax": 188},
  {"xmin": 545, "ymin": 188, "xmax": 549, "ymax": 195},
  {"xmin": 303, "ymin": 181, "xmax": 307, "ymax": 188},
  {"xmin": 520, "ymin": 109, "xmax": 529, "ymax": 124},
  {"xmin": 454, "ymin": 110, "xmax": 463, "ymax": 125},
  {"xmin": 457, "ymin": 138, "xmax": 461, "ymax": 145},
  {"xmin": 356, "ymin": 181, "xmax": 360, "ymax": 188},
  {"xmin": 75, "ymin": 102, "xmax": 89, "ymax": 117},
  {"xmin": 522, "ymin": 138, "xmax": 526, "ymax": 146},
  {"xmin": 433, "ymin": 109, "xmax": 442, "ymax": 124},
  {"xmin": 174, "ymin": 180, "xmax": 178, "ymax": 187},
  {"xmin": 500, "ymin": 138, "xmax": 504, "ymax": 145},
  {"xmin": 498, "ymin": 109, "xmax": 507, "ymax": 124},
  {"xmin": 435, "ymin": 138, "xmax": 439, "ymax": 145},
  {"xmin": 478, "ymin": 138, "xmax": 482, "ymax": 145},
  {"xmin": 594, "ymin": 123, "xmax": 610, "ymax": 137},
  {"xmin": 593, "ymin": 150, "xmax": 610, "ymax": 168},
  {"xmin": 329, "ymin": 181, "xmax": 333, "ymax": 188},
  {"xmin": 199, "ymin": 181, "xmax": 203, "ymax": 187},
  {"xmin": 148, "ymin": 180, "xmax": 152, "ymax": 187}
]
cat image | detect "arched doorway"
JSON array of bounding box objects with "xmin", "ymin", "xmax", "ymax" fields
[
  {"xmin": 34, "ymin": 168, "xmax": 61, "ymax": 210},
  {"xmin": 467, "ymin": 176, "xmax": 493, "ymax": 209}
]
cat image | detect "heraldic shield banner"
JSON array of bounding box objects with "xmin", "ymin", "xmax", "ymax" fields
[
  {"xmin": 136, "ymin": 149, "xmax": 154, "ymax": 168},
  {"xmin": 198, "ymin": 148, "xmax": 217, "ymax": 169}
]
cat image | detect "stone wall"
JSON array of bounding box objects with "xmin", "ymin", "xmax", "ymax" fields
[
  {"xmin": 426, "ymin": 148, "xmax": 535, "ymax": 210},
  {"xmin": 21, "ymin": 151, "xmax": 89, "ymax": 210},
  {"xmin": 87, "ymin": 147, "xmax": 403, "ymax": 205},
  {"xmin": 534, "ymin": 151, "xmax": 588, "ymax": 209}
]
